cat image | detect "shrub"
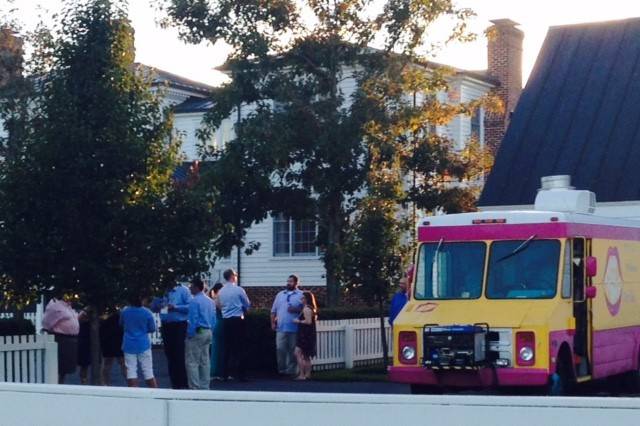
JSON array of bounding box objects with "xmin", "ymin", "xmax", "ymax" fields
[
  {"xmin": 245, "ymin": 309, "xmax": 277, "ymax": 373},
  {"xmin": 0, "ymin": 318, "xmax": 36, "ymax": 336},
  {"xmin": 243, "ymin": 307, "xmax": 385, "ymax": 373},
  {"xmin": 318, "ymin": 307, "xmax": 382, "ymax": 320}
]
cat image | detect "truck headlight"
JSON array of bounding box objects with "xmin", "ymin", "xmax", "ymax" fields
[
  {"xmin": 519, "ymin": 346, "xmax": 534, "ymax": 362},
  {"xmin": 402, "ymin": 345, "xmax": 416, "ymax": 361}
]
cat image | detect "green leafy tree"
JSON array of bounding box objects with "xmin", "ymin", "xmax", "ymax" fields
[
  {"xmin": 162, "ymin": 0, "xmax": 497, "ymax": 306},
  {"xmin": 341, "ymin": 60, "xmax": 499, "ymax": 360},
  {"xmin": 0, "ymin": 0, "xmax": 221, "ymax": 383},
  {"xmin": 343, "ymin": 138, "xmax": 407, "ymax": 367}
]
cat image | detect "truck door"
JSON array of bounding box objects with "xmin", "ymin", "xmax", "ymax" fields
[{"xmin": 572, "ymin": 237, "xmax": 592, "ymax": 377}]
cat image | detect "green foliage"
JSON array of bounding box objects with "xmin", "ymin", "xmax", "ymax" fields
[
  {"xmin": 0, "ymin": 0, "xmax": 220, "ymax": 310},
  {"xmin": 162, "ymin": 0, "xmax": 498, "ymax": 306},
  {"xmin": 0, "ymin": 318, "xmax": 35, "ymax": 336},
  {"xmin": 244, "ymin": 309, "xmax": 277, "ymax": 372},
  {"xmin": 316, "ymin": 306, "xmax": 380, "ymax": 320},
  {"xmin": 242, "ymin": 307, "xmax": 383, "ymax": 373}
]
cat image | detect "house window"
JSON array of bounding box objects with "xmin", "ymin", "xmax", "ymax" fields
[
  {"xmin": 273, "ymin": 213, "xmax": 318, "ymax": 257},
  {"xmin": 471, "ymin": 108, "xmax": 481, "ymax": 142}
]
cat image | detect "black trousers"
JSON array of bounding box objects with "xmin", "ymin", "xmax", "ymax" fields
[
  {"xmin": 161, "ymin": 321, "xmax": 188, "ymax": 389},
  {"xmin": 222, "ymin": 317, "xmax": 247, "ymax": 380}
]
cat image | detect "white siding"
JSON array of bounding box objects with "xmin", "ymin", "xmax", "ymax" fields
[
  {"xmin": 211, "ymin": 216, "xmax": 326, "ymax": 287},
  {"xmin": 459, "ymin": 79, "xmax": 492, "ymax": 149},
  {"xmin": 173, "ymin": 113, "xmax": 203, "ymax": 160},
  {"xmin": 169, "ymin": 72, "xmax": 493, "ymax": 288}
]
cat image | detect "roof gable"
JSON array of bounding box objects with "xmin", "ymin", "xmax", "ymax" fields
[{"xmin": 480, "ymin": 18, "xmax": 640, "ymax": 206}]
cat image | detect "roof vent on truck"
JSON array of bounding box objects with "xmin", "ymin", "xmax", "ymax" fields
[{"xmin": 534, "ymin": 175, "xmax": 596, "ymax": 214}]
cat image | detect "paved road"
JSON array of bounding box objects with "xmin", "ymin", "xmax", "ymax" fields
[
  {"xmin": 64, "ymin": 349, "xmax": 410, "ymax": 394},
  {"xmin": 64, "ymin": 349, "xmax": 639, "ymax": 397}
]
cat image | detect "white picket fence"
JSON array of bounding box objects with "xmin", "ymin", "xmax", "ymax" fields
[
  {"xmin": 148, "ymin": 315, "xmax": 391, "ymax": 370},
  {"xmin": 8, "ymin": 311, "xmax": 391, "ymax": 373},
  {"xmin": 314, "ymin": 317, "xmax": 392, "ymax": 369},
  {"xmin": 0, "ymin": 335, "xmax": 58, "ymax": 384}
]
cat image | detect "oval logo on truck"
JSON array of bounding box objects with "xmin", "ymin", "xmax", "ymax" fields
[{"xmin": 603, "ymin": 247, "xmax": 623, "ymax": 316}]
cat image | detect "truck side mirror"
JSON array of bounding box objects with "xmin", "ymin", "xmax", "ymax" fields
[
  {"xmin": 586, "ymin": 256, "xmax": 597, "ymax": 277},
  {"xmin": 586, "ymin": 286, "xmax": 597, "ymax": 299}
]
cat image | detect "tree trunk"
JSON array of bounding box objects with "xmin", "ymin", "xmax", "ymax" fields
[
  {"xmin": 378, "ymin": 295, "xmax": 389, "ymax": 369},
  {"xmin": 324, "ymin": 210, "xmax": 341, "ymax": 307},
  {"xmin": 89, "ymin": 308, "xmax": 102, "ymax": 385}
]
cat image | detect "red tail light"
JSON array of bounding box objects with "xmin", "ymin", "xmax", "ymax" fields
[
  {"xmin": 516, "ymin": 331, "xmax": 535, "ymax": 366},
  {"xmin": 398, "ymin": 331, "xmax": 418, "ymax": 365}
]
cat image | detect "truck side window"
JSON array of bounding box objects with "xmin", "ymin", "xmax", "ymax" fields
[{"xmin": 561, "ymin": 242, "xmax": 572, "ymax": 298}]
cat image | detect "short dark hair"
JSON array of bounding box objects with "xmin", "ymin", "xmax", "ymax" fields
[
  {"xmin": 288, "ymin": 274, "xmax": 299, "ymax": 285},
  {"xmin": 213, "ymin": 282, "xmax": 223, "ymax": 293},
  {"xmin": 128, "ymin": 293, "xmax": 142, "ymax": 307},
  {"xmin": 223, "ymin": 269, "xmax": 237, "ymax": 281},
  {"xmin": 191, "ymin": 277, "xmax": 205, "ymax": 292}
]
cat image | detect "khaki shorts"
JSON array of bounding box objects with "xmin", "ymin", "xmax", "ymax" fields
[{"xmin": 124, "ymin": 349, "xmax": 154, "ymax": 380}]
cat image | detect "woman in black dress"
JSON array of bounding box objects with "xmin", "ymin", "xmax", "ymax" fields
[
  {"xmin": 293, "ymin": 291, "xmax": 317, "ymax": 380},
  {"xmin": 100, "ymin": 309, "xmax": 125, "ymax": 385}
]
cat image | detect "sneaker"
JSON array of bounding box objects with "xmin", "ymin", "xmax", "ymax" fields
[{"xmin": 211, "ymin": 376, "xmax": 224, "ymax": 381}]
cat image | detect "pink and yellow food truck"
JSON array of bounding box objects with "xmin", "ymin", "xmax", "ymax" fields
[{"xmin": 389, "ymin": 176, "xmax": 640, "ymax": 395}]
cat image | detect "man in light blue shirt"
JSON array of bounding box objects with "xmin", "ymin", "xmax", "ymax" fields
[
  {"xmin": 150, "ymin": 281, "xmax": 192, "ymax": 389},
  {"xmin": 185, "ymin": 277, "xmax": 216, "ymax": 390},
  {"xmin": 218, "ymin": 268, "xmax": 251, "ymax": 381},
  {"xmin": 270, "ymin": 274, "xmax": 303, "ymax": 375}
]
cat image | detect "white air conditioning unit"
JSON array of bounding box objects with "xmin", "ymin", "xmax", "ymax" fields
[{"xmin": 534, "ymin": 175, "xmax": 596, "ymax": 214}]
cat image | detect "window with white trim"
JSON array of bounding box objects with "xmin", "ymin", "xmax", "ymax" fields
[
  {"xmin": 471, "ymin": 108, "xmax": 482, "ymax": 142},
  {"xmin": 273, "ymin": 213, "xmax": 318, "ymax": 257}
]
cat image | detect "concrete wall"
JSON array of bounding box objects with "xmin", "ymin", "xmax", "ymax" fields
[{"xmin": 1, "ymin": 383, "xmax": 639, "ymax": 426}]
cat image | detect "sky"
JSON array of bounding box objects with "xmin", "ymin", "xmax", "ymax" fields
[{"xmin": 7, "ymin": 0, "xmax": 640, "ymax": 87}]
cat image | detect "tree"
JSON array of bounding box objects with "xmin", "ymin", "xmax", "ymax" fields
[
  {"xmin": 162, "ymin": 0, "xmax": 497, "ymax": 306},
  {"xmin": 343, "ymin": 139, "xmax": 407, "ymax": 367},
  {"xmin": 0, "ymin": 0, "xmax": 221, "ymax": 383}
]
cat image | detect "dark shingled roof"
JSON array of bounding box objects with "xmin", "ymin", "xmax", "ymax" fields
[
  {"xmin": 135, "ymin": 63, "xmax": 216, "ymax": 95},
  {"xmin": 174, "ymin": 96, "xmax": 215, "ymax": 114},
  {"xmin": 479, "ymin": 17, "xmax": 640, "ymax": 206}
]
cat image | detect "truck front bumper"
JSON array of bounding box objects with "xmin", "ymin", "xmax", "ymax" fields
[{"xmin": 388, "ymin": 366, "xmax": 549, "ymax": 387}]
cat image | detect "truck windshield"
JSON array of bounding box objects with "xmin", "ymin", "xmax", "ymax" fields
[
  {"xmin": 486, "ymin": 239, "xmax": 560, "ymax": 299},
  {"xmin": 414, "ymin": 242, "xmax": 486, "ymax": 300}
]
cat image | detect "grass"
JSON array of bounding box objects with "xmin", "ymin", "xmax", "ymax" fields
[{"xmin": 312, "ymin": 365, "xmax": 389, "ymax": 382}]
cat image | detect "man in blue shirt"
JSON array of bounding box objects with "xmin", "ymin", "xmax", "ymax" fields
[
  {"xmin": 217, "ymin": 268, "xmax": 251, "ymax": 381},
  {"xmin": 150, "ymin": 281, "xmax": 192, "ymax": 389},
  {"xmin": 270, "ymin": 274, "xmax": 303, "ymax": 375},
  {"xmin": 120, "ymin": 295, "xmax": 157, "ymax": 388},
  {"xmin": 389, "ymin": 277, "xmax": 409, "ymax": 326},
  {"xmin": 185, "ymin": 277, "xmax": 216, "ymax": 390}
]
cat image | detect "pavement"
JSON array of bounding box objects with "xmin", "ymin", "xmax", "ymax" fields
[
  {"xmin": 64, "ymin": 348, "xmax": 411, "ymax": 394},
  {"xmin": 63, "ymin": 348, "xmax": 640, "ymax": 397}
]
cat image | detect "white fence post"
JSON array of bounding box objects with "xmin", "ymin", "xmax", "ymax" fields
[
  {"xmin": 44, "ymin": 334, "xmax": 58, "ymax": 384},
  {"xmin": 344, "ymin": 325, "xmax": 354, "ymax": 369}
]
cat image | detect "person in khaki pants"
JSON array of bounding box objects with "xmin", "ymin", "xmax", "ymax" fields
[
  {"xmin": 270, "ymin": 275, "xmax": 303, "ymax": 376},
  {"xmin": 185, "ymin": 277, "xmax": 216, "ymax": 390}
]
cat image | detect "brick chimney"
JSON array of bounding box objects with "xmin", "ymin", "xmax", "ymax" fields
[
  {"xmin": 485, "ymin": 19, "xmax": 523, "ymax": 152},
  {"xmin": 0, "ymin": 27, "xmax": 23, "ymax": 89}
]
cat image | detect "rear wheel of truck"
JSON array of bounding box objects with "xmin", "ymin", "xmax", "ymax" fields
[{"xmin": 620, "ymin": 352, "xmax": 640, "ymax": 394}]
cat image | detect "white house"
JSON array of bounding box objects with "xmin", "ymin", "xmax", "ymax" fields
[
  {"xmin": 148, "ymin": 20, "xmax": 524, "ymax": 305},
  {"xmin": 0, "ymin": 20, "xmax": 523, "ymax": 305}
]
